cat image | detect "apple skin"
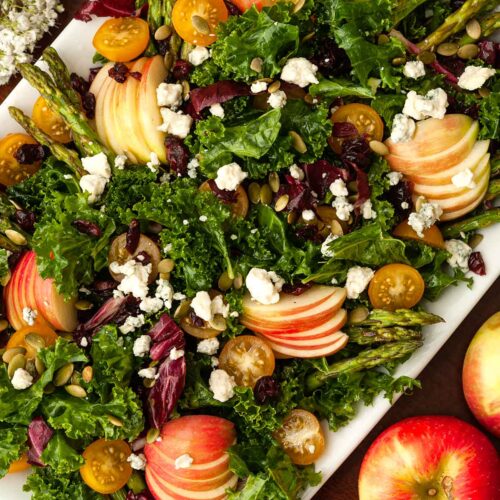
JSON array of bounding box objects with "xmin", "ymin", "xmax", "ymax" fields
[
  {"xmin": 463, "ymin": 312, "xmax": 500, "ymax": 437},
  {"xmin": 358, "ymin": 415, "xmax": 500, "ymax": 500}
]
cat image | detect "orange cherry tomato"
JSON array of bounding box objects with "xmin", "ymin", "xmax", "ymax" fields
[
  {"xmin": 93, "ymin": 17, "xmax": 150, "ymax": 62},
  {"xmin": 80, "ymin": 439, "xmax": 132, "ymax": 494},
  {"xmin": 0, "ymin": 133, "xmax": 41, "ymax": 186},
  {"xmin": 32, "ymin": 96, "xmax": 72, "ymax": 144},
  {"xmin": 8, "ymin": 453, "xmax": 30, "ymax": 473},
  {"xmin": 368, "ymin": 263, "xmax": 425, "ymax": 311},
  {"xmin": 231, "ymin": 0, "xmax": 277, "ymax": 11},
  {"xmin": 393, "ymin": 219, "xmax": 446, "ymax": 249},
  {"xmin": 330, "ymin": 103, "xmax": 384, "ymax": 154},
  {"xmin": 273, "ymin": 409, "xmax": 325, "ymax": 466},
  {"xmin": 172, "ymin": 0, "xmax": 229, "ymax": 47},
  {"xmin": 7, "ymin": 324, "xmax": 58, "ymax": 360},
  {"xmin": 219, "ymin": 335, "xmax": 275, "ymax": 388},
  {"xmin": 199, "ymin": 180, "xmax": 249, "ymax": 218}
]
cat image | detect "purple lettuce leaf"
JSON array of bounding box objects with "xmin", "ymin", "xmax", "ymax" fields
[
  {"xmin": 27, "ymin": 417, "xmax": 53, "ymax": 466},
  {"xmin": 190, "ymin": 81, "xmax": 251, "ymax": 114},
  {"xmin": 303, "ymin": 160, "xmax": 349, "ymax": 199},
  {"xmin": 75, "ymin": 0, "xmax": 144, "ymax": 22}
]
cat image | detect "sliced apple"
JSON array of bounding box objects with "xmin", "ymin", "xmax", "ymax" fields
[
  {"xmin": 439, "ymin": 186, "xmax": 489, "ymax": 221},
  {"xmin": 4, "ymin": 252, "xmax": 33, "ymax": 330},
  {"xmin": 91, "ymin": 64, "xmax": 116, "ymax": 153}
]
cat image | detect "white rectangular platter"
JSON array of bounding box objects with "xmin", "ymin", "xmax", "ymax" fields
[{"xmin": 0, "ymin": 16, "xmax": 499, "ymax": 500}]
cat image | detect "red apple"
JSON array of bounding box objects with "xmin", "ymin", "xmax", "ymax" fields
[
  {"xmin": 358, "ymin": 415, "xmax": 500, "ymax": 500},
  {"xmin": 463, "ymin": 312, "xmax": 500, "ymax": 437}
]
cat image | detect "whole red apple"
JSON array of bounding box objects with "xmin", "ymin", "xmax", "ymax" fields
[
  {"xmin": 358, "ymin": 415, "xmax": 499, "ymax": 500},
  {"xmin": 463, "ymin": 312, "xmax": 500, "ymax": 437}
]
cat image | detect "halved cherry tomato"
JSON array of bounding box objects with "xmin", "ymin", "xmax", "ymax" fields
[
  {"xmin": 172, "ymin": 0, "xmax": 228, "ymax": 47},
  {"xmin": 32, "ymin": 96, "xmax": 72, "ymax": 143},
  {"xmin": 199, "ymin": 180, "xmax": 249, "ymax": 218},
  {"xmin": 231, "ymin": 0, "xmax": 277, "ymax": 11},
  {"xmin": 8, "ymin": 453, "xmax": 30, "ymax": 473},
  {"xmin": 0, "ymin": 133, "xmax": 41, "ymax": 186},
  {"xmin": 80, "ymin": 439, "xmax": 132, "ymax": 494},
  {"xmin": 7, "ymin": 324, "xmax": 58, "ymax": 360},
  {"xmin": 393, "ymin": 219, "xmax": 446, "ymax": 249},
  {"xmin": 330, "ymin": 103, "xmax": 384, "ymax": 154},
  {"xmin": 273, "ymin": 409, "xmax": 325, "ymax": 465},
  {"xmin": 368, "ymin": 263, "xmax": 425, "ymax": 311},
  {"xmin": 93, "ymin": 17, "xmax": 150, "ymax": 62},
  {"xmin": 219, "ymin": 335, "xmax": 275, "ymax": 387}
]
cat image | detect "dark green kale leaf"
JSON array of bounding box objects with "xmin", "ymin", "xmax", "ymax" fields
[
  {"xmin": 40, "ymin": 432, "xmax": 84, "ymax": 474},
  {"xmin": 371, "ymin": 94, "xmax": 406, "ymax": 128},
  {"xmin": 367, "ymin": 157, "xmax": 396, "ymax": 231},
  {"xmin": 0, "ymin": 249, "xmax": 9, "ymax": 285},
  {"xmin": 190, "ymin": 59, "xmax": 220, "ymax": 87},
  {"xmin": 0, "ymin": 424, "xmax": 27, "ymax": 478},
  {"xmin": 309, "ymin": 78, "xmax": 374, "ymax": 99}
]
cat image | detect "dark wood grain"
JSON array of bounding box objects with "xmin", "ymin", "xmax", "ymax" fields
[{"xmin": 1, "ymin": 2, "xmax": 498, "ymax": 498}]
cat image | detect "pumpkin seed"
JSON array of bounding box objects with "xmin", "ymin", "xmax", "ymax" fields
[
  {"xmin": 415, "ymin": 196, "xmax": 427, "ymax": 213},
  {"xmin": 44, "ymin": 383, "xmax": 55, "ymax": 394},
  {"xmin": 465, "ymin": 19, "xmax": 481, "ymax": 40},
  {"xmin": 275, "ymin": 194, "xmax": 289, "ymax": 212},
  {"xmin": 436, "ymin": 42, "xmax": 459, "ymax": 57},
  {"xmin": 417, "ymin": 51, "xmax": 436, "ymax": 65},
  {"xmin": 75, "ymin": 300, "xmax": 93, "ymax": 311},
  {"xmin": 248, "ymin": 183, "xmax": 261, "ymax": 204},
  {"xmin": 478, "ymin": 88, "xmax": 491, "ymax": 98},
  {"xmin": 268, "ymin": 172, "xmax": 280, "ymax": 193},
  {"xmin": 304, "ymin": 94, "xmax": 315, "ymax": 105},
  {"xmin": 349, "ymin": 306, "xmax": 370, "ymax": 325},
  {"xmin": 250, "ymin": 57, "xmax": 263, "ymax": 73},
  {"xmin": 468, "ymin": 233, "xmax": 483, "ymax": 249},
  {"xmin": 287, "ymin": 211, "xmax": 298, "ymax": 224},
  {"xmin": 0, "ymin": 319, "xmax": 8, "ymax": 333},
  {"xmin": 268, "ymin": 81, "xmax": 281, "ymax": 94},
  {"xmin": 377, "ymin": 34, "xmax": 390, "ymax": 45},
  {"xmin": 289, "ymin": 131, "xmax": 307, "ymax": 154},
  {"xmin": 54, "ymin": 363, "xmax": 74, "ymax": 387},
  {"xmin": 65, "ymin": 384, "xmax": 87, "ymax": 398},
  {"xmin": 147, "ymin": 428, "xmax": 160, "ymax": 443},
  {"xmin": 25, "ymin": 333, "xmax": 46, "ymax": 351},
  {"xmin": 181, "ymin": 80, "xmax": 190, "ymax": 99},
  {"xmin": 0, "ymin": 270, "xmax": 10, "ymax": 286},
  {"xmin": 25, "ymin": 359, "xmax": 37, "ymax": 377},
  {"xmin": 192, "ymin": 15, "xmax": 210, "ymax": 35},
  {"xmin": 218, "ymin": 271, "xmax": 233, "ymax": 292},
  {"xmin": 82, "ymin": 365, "xmax": 93, "ymax": 383},
  {"xmin": 260, "ymin": 184, "xmax": 273, "ymax": 205},
  {"xmin": 71, "ymin": 371, "xmax": 81, "ymax": 385},
  {"xmin": 208, "ymin": 315, "xmax": 226, "ymax": 332},
  {"xmin": 108, "ymin": 415, "xmax": 123, "ymax": 427},
  {"xmin": 347, "ymin": 180, "xmax": 358, "ymax": 193},
  {"xmin": 58, "ymin": 332, "xmax": 74, "ymax": 341},
  {"xmin": 255, "ymin": 77, "xmax": 273, "ymax": 83},
  {"xmin": 233, "ymin": 273, "xmax": 243, "ymax": 290},
  {"xmin": 159, "ymin": 272, "xmax": 171, "ymax": 281},
  {"xmin": 391, "ymin": 56, "xmax": 406, "ymax": 66},
  {"xmin": 174, "ymin": 299, "xmax": 191, "ymax": 319},
  {"xmin": 8, "ymin": 354, "xmax": 26, "ymax": 378},
  {"xmin": 330, "ymin": 220, "xmax": 344, "ymax": 237},
  {"xmin": 2, "ymin": 347, "xmax": 26, "ymax": 363},
  {"xmin": 301, "ymin": 32, "xmax": 315, "ymax": 43},
  {"xmin": 457, "ymin": 44, "xmax": 479, "ymax": 60},
  {"xmin": 292, "ymin": 0, "xmax": 305, "ymax": 13},
  {"xmin": 369, "ymin": 140, "xmax": 389, "ymax": 156},
  {"xmin": 143, "ymin": 378, "xmax": 156, "ymax": 388},
  {"xmin": 35, "ymin": 356, "xmax": 45, "ymax": 375},
  {"xmin": 5, "ymin": 229, "xmax": 27, "ymax": 246},
  {"xmin": 158, "ymin": 258, "xmax": 175, "ymax": 274},
  {"xmin": 154, "ymin": 24, "xmax": 171, "ymax": 41},
  {"xmin": 163, "ymin": 52, "xmax": 174, "ymax": 71}
]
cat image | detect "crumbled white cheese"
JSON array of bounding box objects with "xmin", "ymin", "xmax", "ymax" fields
[
  {"xmin": 156, "ymin": 82, "xmax": 183, "ymax": 109},
  {"xmin": 114, "ymin": 154, "xmax": 127, "ymax": 170},
  {"xmin": 230, "ymin": 234, "xmax": 237, "ymax": 241},
  {"xmin": 79, "ymin": 174, "xmax": 108, "ymax": 204},
  {"xmin": 155, "ymin": 278, "xmax": 174, "ymax": 309},
  {"xmin": 321, "ymin": 233, "xmax": 338, "ymax": 258},
  {"xmin": 214, "ymin": 162, "xmax": 248, "ymax": 191},
  {"xmin": 209, "ymin": 103, "xmax": 225, "ymax": 118},
  {"xmin": 445, "ymin": 239, "xmax": 472, "ymax": 270},
  {"xmin": 401, "ymin": 201, "xmax": 409, "ymax": 209},
  {"xmin": 230, "ymin": 311, "xmax": 239, "ymax": 318},
  {"xmin": 80, "ymin": 337, "xmax": 88, "ymax": 348},
  {"xmin": 138, "ymin": 367, "xmax": 157, "ymax": 379},
  {"xmin": 22, "ymin": 307, "xmax": 37, "ymax": 326},
  {"xmin": 199, "ymin": 215, "xmax": 208, "ymax": 222},
  {"xmin": 197, "ymin": 337, "xmax": 220, "ymax": 355},
  {"xmin": 267, "ymin": 90, "xmax": 287, "ymax": 109},
  {"xmin": 408, "ymin": 201, "xmax": 443, "ymax": 238},
  {"xmin": 146, "ymin": 151, "xmax": 160, "ymax": 173},
  {"xmin": 289, "ymin": 164, "xmax": 304, "ymax": 180},
  {"xmin": 187, "ymin": 158, "xmax": 199, "ymax": 179},
  {"xmin": 81, "ymin": 152, "xmax": 112, "ymax": 179},
  {"xmin": 11, "ymin": 368, "xmax": 33, "ymax": 390},
  {"xmin": 188, "ymin": 46, "xmax": 210, "ymax": 66},
  {"xmin": 403, "ymin": 60, "xmax": 425, "ymax": 79},
  {"xmin": 133, "ymin": 335, "xmax": 151, "ymax": 357},
  {"xmin": 329, "ymin": 179, "xmax": 348, "ymax": 197},
  {"xmin": 158, "ymin": 108, "xmax": 193, "ymax": 138},
  {"xmin": 332, "ymin": 196, "xmax": 354, "ymax": 221},
  {"xmin": 458, "ymin": 66, "xmax": 496, "ymax": 91},
  {"xmin": 119, "ymin": 314, "xmax": 145, "ymax": 334},
  {"xmin": 251, "ymin": 81, "xmax": 268, "ymax": 93},
  {"xmin": 387, "ymin": 171, "xmax": 403, "ymax": 186},
  {"xmin": 211, "ymin": 295, "xmax": 229, "ymax": 318},
  {"xmin": 390, "ymin": 113, "xmax": 416, "ymax": 143},
  {"xmin": 169, "ymin": 347, "xmax": 185, "ymax": 360},
  {"xmin": 127, "ymin": 453, "xmax": 146, "ymax": 471},
  {"xmin": 139, "ymin": 297, "xmax": 164, "ymax": 314},
  {"xmin": 402, "ymin": 88, "xmax": 448, "ymax": 120},
  {"xmin": 174, "ymin": 453, "xmax": 194, "ymax": 469},
  {"xmin": 245, "ymin": 268, "xmax": 284, "ymax": 305},
  {"xmin": 361, "ymin": 199, "xmax": 376, "ymax": 220},
  {"xmin": 211, "ymin": 356, "xmax": 219, "ymax": 367},
  {"xmin": 173, "ymin": 292, "xmax": 187, "ymax": 301},
  {"xmin": 451, "ymin": 168, "xmax": 476, "ymax": 189},
  {"xmin": 110, "ymin": 260, "xmax": 152, "ymax": 299},
  {"xmin": 209, "ymin": 369, "xmax": 236, "ymax": 402},
  {"xmin": 302, "ymin": 209, "xmax": 315, "ymax": 221},
  {"xmin": 191, "ymin": 291, "xmax": 229, "ymax": 322},
  {"xmin": 281, "ymin": 57, "xmax": 319, "ymax": 88},
  {"xmin": 345, "ymin": 266, "xmax": 374, "ymax": 299}
]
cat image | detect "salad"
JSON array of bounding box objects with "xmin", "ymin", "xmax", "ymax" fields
[{"xmin": 0, "ymin": 0, "xmax": 498, "ymax": 499}]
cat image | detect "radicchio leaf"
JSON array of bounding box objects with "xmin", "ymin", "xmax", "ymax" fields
[
  {"xmin": 149, "ymin": 314, "xmax": 185, "ymax": 361},
  {"xmin": 75, "ymin": 0, "xmax": 143, "ymax": 22},
  {"xmin": 27, "ymin": 417, "xmax": 53, "ymax": 466},
  {"xmin": 351, "ymin": 163, "xmax": 371, "ymax": 211},
  {"xmin": 468, "ymin": 251, "xmax": 486, "ymax": 276},
  {"xmin": 190, "ymin": 81, "xmax": 250, "ymax": 114},
  {"xmin": 303, "ymin": 160, "xmax": 349, "ymax": 199}
]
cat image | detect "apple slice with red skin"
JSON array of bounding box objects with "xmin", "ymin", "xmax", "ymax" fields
[
  {"xmin": 359, "ymin": 415, "xmax": 500, "ymax": 500},
  {"xmin": 463, "ymin": 312, "xmax": 500, "ymax": 437},
  {"xmin": 261, "ymin": 328, "xmax": 347, "ymax": 348}
]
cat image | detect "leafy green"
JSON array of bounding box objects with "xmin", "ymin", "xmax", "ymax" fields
[
  {"xmin": 190, "ymin": 59, "xmax": 220, "ymax": 87},
  {"xmin": 32, "ymin": 193, "xmax": 116, "ymax": 298},
  {"xmin": 40, "ymin": 432, "xmax": 84, "ymax": 474},
  {"xmin": 309, "ymin": 78, "xmax": 374, "ymax": 99},
  {"xmin": 0, "ymin": 424, "xmax": 27, "ymax": 478},
  {"xmin": 0, "ymin": 248, "xmax": 9, "ymax": 285},
  {"xmin": 371, "ymin": 93, "xmax": 406, "ymax": 128}
]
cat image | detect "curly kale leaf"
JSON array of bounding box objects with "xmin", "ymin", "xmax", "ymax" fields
[
  {"xmin": 0, "ymin": 424, "xmax": 27, "ymax": 478},
  {"xmin": 40, "ymin": 432, "xmax": 84, "ymax": 474},
  {"xmin": 0, "ymin": 249, "xmax": 9, "ymax": 285}
]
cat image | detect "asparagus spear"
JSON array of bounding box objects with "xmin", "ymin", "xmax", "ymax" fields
[
  {"xmin": 417, "ymin": 0, "xmax": 496, "ymax": 50},
  {"xmin": 355, "ymin": 309, "xmax": 443, "ymax": 328},
  {"xmin": 347, "ymin": 326, "xmax": 422, "ymax": 345},
  {"xmin": 442, "ymin": 208, "xmax": 500, "ymax": 238},
  {"xmin": 458, "ymin": 12, "xmax": 500, "ymax": 45},
  {"xmin": 9, "ymin": 107, "xmax": 84, "ymax": 176},
  {"xmin": 486, "ymin": 179, "xmax": 500, "ymax": 201},
  {"xmin": 306, "ymin": 340, "xmax": 423, "ymax": 391}
]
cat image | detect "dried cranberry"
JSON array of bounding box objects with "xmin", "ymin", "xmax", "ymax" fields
[
  {"xmin": 207, "ymin": 179, "xmax": 238, "ymax": 203},
  {"xmin": 14, "ymin": 143, "xmax": 45, "ymax": 164},
  {"xmin": 130, "ymin": 71, "xmax": 142, "ymax": 81},
  {"xmin": 332, "ymin": 122, "xmax": 358, "ymax": 138},
  {"xmin": 113, "ymin": 295, "xmax": 141, "ymax": 325},
  {"xmin": 82, "ymin": 91, "xmax": 96, "ymax": 119},
  {"xmin": 224, "ymin": 1, "xmax": 242, "ymax": 15},
  {"xmin": 189, "ymin": 310, "xmax": 205, "ymax": 328},
  {"xmin": 126, "ymin": 219, "xmax": 140, "ymax": 254},
  {"xmin": 70, "ymin": 73, "xmax": 90, "ymax": 96},
  {"xmin": 254, "ymin": 376, "xmax": 280, "ymax": 404},
  {"xmin": 14, "ymin": 209, "xmax": 36, "ymax": 232},
  {"xmin": 468, "ymin": 251, "xmax": 486, "ymax": 276},
  {"xmin": 386, "ymin": 179, "xmax": 413, "ymax": 219},
  {"xmin": 477, "ymin": 41, "xmax": 499, "ymax": 68},
  {"xmin": 281, "ymin": 282, "xmax": 313, "ymax": 295},
  {"xmin": 157, "ymin": 39, "xmax": 170, "ymax": 56},
  {"xmin": 92, "ymin": 279, "xmax": 118, "ymax": 294},
  {"xmin": 310, "ymin": 36, "xmax": 350, "ymax": 78},
  {"xmin": 165, "ymin": 136, "xmax": 189, "ymax": 176},
  {"xmin": 295, "ymin": 224, "xmax": 323, "ymax": 243},
  {"xmin": 126, "ymin": 491, "xmax": 155, "ymax": 500},
  {"xmin": 437, "ymin": 56, "xmax": 465, "ymax": 77},
  {"xmin": 8, "ymin": 251, "xmax": 23, "ymax": 270},
  {"xmin": 108, "ymin": 63, "xmax": 129, "ymax": 83},
  {"xmin": 303, "ymin": 160, "xmax": 349, "ymax": 199},
  {"xmin": 340, "ymin": 136, "xmax": 372, "ymax": 170},
  {"xmin": 73, "ymin": 219, "xmax": 102, "ymax": 237},
  {"xmin": 135, "ymin": 251, "xmax": 151, "ymax": 266},
  {"xmin": 172, "ymin": 59, "xmax": 192, "ymax": 81}
]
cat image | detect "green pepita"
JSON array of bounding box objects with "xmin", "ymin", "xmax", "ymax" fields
[
  {"xmin": 54, "ymin": 363, "xmax": 74, "ymax": 387},
  {"xmin": 8, "ymin": 354, "xmax": 26, "ymax": 378},
  {"xmin": 2, "ymin": 347, "xmax": 26, "ymax": 364},
  {"xmin": 24, "ymin": 333, "xmax": 46, "ymax": 351},
  {"xmin": 65, "ymin": 384, "xmax": 87, "ymax": 398}
]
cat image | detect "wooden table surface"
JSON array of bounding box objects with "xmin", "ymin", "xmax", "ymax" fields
[{"xmin": 1, "ymin": 2, "xmax": 499, "ymax": 498}]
